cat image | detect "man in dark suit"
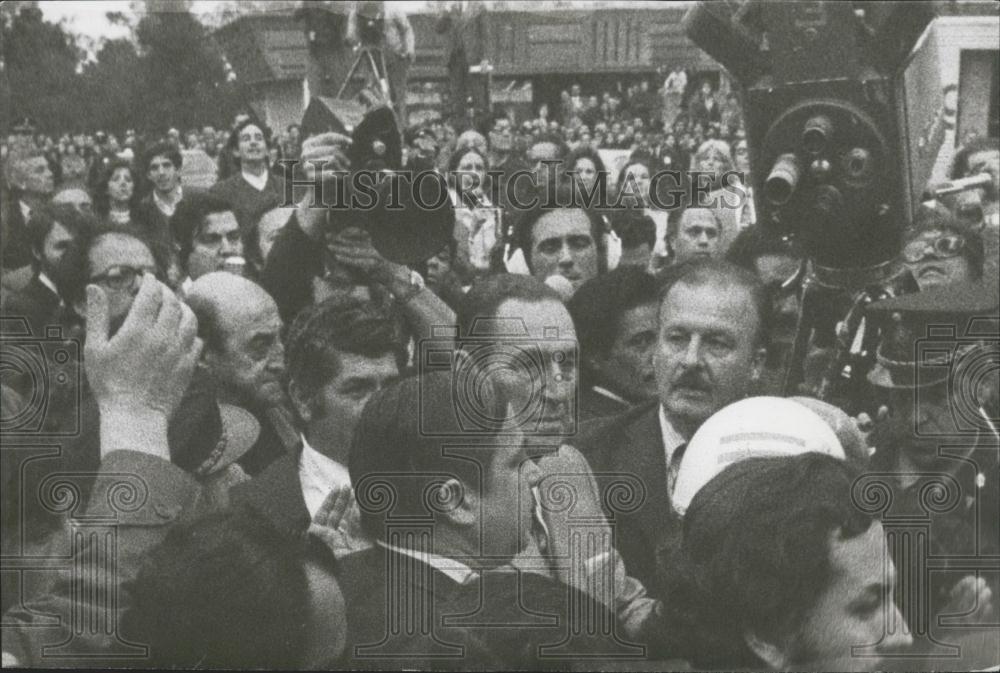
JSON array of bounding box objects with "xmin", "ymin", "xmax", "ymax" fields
[
  {"xmin": 340, "ymin": 367, "xmax": 645, "ymax": 670},
  {"xmin": 2, "ymin": 148, "xmax": 55, "ymax": 276},
  {"xmin": 567, "ymin": 266, "xmax": 660, "ymax": 422},
  {"xmin": 228, "ymin": 295, "xmax": 402, "ymax": 539},
  {"xmin": 1, "ymin": 203, "xmax": 95, "ymax": 337},
  {"xmin": 573, "ymin": 260, "xmax": 769, "ymax": 598}
]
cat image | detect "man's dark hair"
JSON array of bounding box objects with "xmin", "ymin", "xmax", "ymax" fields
[
  {"xmin": 528, "ymin": 133, "xmax": 568, "ymax": 160},
  {"xmin": 725, "ymin": 225, "xmax": 802, "ymax": 272},
  {"xmin": 227, "ymin": 118, "xmax": 273, "ymax": 158},
  {"xmin": 170, "ymin": 192, "xmax": 236, "ymax": 270},
  {"xmin": 950, "ymin": 135, "xmax": 999, "ymax": 180},
  {"xmin": 26, "ymin": 203, "xmax": 97, "ymax": 271},
  {"xmin": 141, "ymin": 141, "xmax": 182, "ymax": 175},
  {"xmin": 657, "ymin": 453, "xmax": 873, "ymax": 668},
  {"xmin": 122, "ymin": 509, "xmax": 311, "ymax": 668},
  {"xmin": 457, "ymin": 273, "xmax": 563, "ymax": 341},
  {"xmin": 611, "ymin": 208, "xmax": 656, "ymax": 250},
  {"xmin": 350, "ymin": 370, "xmax": 517, "ymax": 542},
  {"xmin": 660, "ymin": 258, "xmax": 770, "ymax": 349},
  {"xmin": 285, "ymin": 295, "xmax": 403, "ymax": 405},
  {"xmin": 567, "ymin": 267, "xmax": 659, "ymax": 382},
  {"xmin": 512, "ymin": 181, "xmax": 608, "ymax": 274}
]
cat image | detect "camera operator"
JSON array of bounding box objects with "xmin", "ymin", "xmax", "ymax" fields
[
  {"xmin": 864, "ymin": 283, "xmax": 999, "ymax": 664},
  {"xmin": 346, "ymin": 0, "xmax": 415, "ymax": 126}
]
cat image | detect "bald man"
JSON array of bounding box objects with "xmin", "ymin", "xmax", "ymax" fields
[{"xmin": 185, "ymin": 272, "xmax": 294, "ymax": 474}]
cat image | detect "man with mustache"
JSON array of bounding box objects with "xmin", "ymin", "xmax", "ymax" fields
[{"xmin": 574, "ymin": 259, "xmax": 768, "ymax": 597}]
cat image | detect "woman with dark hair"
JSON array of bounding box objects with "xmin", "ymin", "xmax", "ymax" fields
[
  {"xmin": 566, "ymin": 145, "xmax": 619, "ymax": 269},
  {"xmin": 92, "ymin": 158, "xmax": 141, "ymax": 227},
  {"xmin": 565, "ymin": 144, "xmax": 608, "ymax": 195},
  {"xmin": 446, "ymin": 146, "xmax": 500, "ymax": 285},
  {"xmin": 616, "ymin": 156, "xmax": 667, "ymax": 269}
]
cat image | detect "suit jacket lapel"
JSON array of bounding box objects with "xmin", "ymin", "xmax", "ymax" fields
[
  {"xmin": 231, "ymin": 446, "xmax": 311, "ymax": 536},
  {"xmin": 619, "ymin": 405, "xmax": 672, "ymax": 547}
]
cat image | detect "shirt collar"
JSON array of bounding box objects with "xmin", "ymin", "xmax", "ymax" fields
[
  {"xmin": 19, "ymin": 200, "xmax": 31, "ymax": 221},
  {"xmin": 299, "ymin": 433, "xmax": 352, "ymax": 519},
  {"xmin": 658, "ymin": 404, "xmax": 687, "ymax": 465},
  {"xmin": 241, "ymin": 168, "xmax": 269, "ymax": 191},
  {"xmin": 591, "ymin": 385, "xmax": 629, "ymax": 407},
  {"xmin": 377, "ymin": 541, "xmax": 479, "ymax": 586},
  {"xmin": 153, "ymin": 185, "xmax": 182, "ymax": 215},
  {"xmin": 36, "ymin": 271, "xmax": 60, "ymax": 298}
]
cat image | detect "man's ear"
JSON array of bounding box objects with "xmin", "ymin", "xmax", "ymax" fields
[
  {"xmin": 750, "ymin": 345, "xmax": 767, "ymax": 382},
  {"xmin": 743, "ymin": 630, "xmax": 789, "ymax": 670},
  {"xmin": 436, "ymin": 477, "xmax": 477, "ymax": 528},
  {"xmin": 288, "ymin": 380, "xmax": 313, "ymax": 424}
]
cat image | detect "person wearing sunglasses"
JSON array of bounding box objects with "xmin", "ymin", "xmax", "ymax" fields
[{"xmin": 900, "ymin": 217, "xmax": 984, "ymax": 292}]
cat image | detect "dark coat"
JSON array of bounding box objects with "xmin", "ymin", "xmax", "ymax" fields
[
  {"xmin": 0, "ymin": 274, "xmax": 61, "ymax": 337},
  {"xmin": 230, "ymin": 449, "xmax": 311, "ymax": 539},
  {"xmin": 336, "ymin": 545, "xmax": 645, "ymax": 670},
  {"xmin": 578, "ymin": 385, "xmax": 632, "ymax": 423},
  {"xmin": 208, "ymin": 171, "xmax": 288, "ymax": 233},
  {"xmin": 571, "ymin": 401, "xmax": 680, "ymax": 599},
  {"xmin": 1, "ymin": 451, "xmax": 202, "ymax": 667},
  {"xmin": 258, "ymin": 214, "xmax": 324, "ymax": 325}
]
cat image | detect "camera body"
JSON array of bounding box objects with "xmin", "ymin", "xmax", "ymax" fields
[
  {"xmin": 684, "ymin": 0, "xmax": 935, "ymax": 270},
  {"xmin": 0, "ymin": 319, "xmax": 81, "ymax": 436},
  {"xmin": 418, "ymin": 321, "xmax": 578, "ymax": 437}
]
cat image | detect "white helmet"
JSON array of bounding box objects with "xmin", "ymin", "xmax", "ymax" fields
[{"xmin": 672, "ymin": 396, "xmax": 846, "ymax": 516}]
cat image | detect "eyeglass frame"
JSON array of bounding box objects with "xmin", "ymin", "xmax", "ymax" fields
[
  {"xmin": 88, "ymin": 265, "xmax": 160, "ymax": 291},
  {"xmin": 900, "ymin": 233, "xmax": 966, "ymax": 264}
]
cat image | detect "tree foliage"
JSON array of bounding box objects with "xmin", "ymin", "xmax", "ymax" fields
[{"xmin": 1, "ymin": 3, "xmax": 243, "ymax": 135}]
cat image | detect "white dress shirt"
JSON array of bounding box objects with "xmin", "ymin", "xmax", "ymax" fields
[
  {"xmin": 241, "ymin": 168, "xmax": 269, "ymax": 192},
  {"xmin": 298, "ymin": 434, "xmax": 352, "ymax": 519},
  {"xmin": 658, "ymin": 405, "xmax": 688, "ymax": 496},
  {"xmin": 153, "ymin": 186, "xmax": 183, "ymax": 218}
]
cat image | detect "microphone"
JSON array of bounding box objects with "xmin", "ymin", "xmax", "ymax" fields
[
  {"xmin": 544, "ymin": 274, "xmax": 575, "ymax": 301},
  {"xmin": 922, "ymin": 173, "xmax": 992, "ymax": 200}
]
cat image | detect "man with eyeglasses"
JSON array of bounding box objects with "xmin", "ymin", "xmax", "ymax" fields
[{"xmin": 900, "ymin": 213, "xmax": 984, "ymax": 292}]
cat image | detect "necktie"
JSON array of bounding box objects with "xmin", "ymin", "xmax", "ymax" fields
[{"xmin": 667, "ymin": 443, "xmax": 688, "ymax": 498}]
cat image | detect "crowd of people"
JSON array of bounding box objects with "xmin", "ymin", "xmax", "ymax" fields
[{"xmin": 1, "ymin": 58, "xmax": 999, "ymax": 670}]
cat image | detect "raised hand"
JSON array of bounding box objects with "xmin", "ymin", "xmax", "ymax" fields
[{"xmin": 85, "ymin": 274, "xmax": 201, "ymax": 420}]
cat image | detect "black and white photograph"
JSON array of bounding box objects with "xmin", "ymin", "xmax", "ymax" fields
[{"xmin": 1, "ymin": 0, "xmax": 998, "ymax": 670}]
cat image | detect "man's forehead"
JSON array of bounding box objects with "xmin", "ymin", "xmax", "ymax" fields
[
  {"xmin": 533, "ymin": 209, "xmax": 591, "ymax": 240},
  {"xmin": 493, "ymin": 298, "xmax": 576, "ymax": 340},
  {"xmin": 203, "ymin": 211, "xmax": 239, "ymax": 232},
  {"xmin": 332, "ymin": 351, "xmax": 399, "ymax": 380},
  {"xmin": 239, "ymin": 124, "xmax": 264, "ymax": 138},
  {"xmin": 221, "ymin": 295, "xmax": 281, "ymax": 335},
  {"xmin": 662, "ymin": 281, "xmax": 753, "ymax": 323},
  {"xmin": 90, "ymin": 235, "xmax": 153, "ymax": 266},
  {"xmin": 681, "ymin": 209, "xmax": 717, "ymax": 227}
]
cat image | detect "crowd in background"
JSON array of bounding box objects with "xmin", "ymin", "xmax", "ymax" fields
[{"xmin": 1, "ymin": 47, "xmax": 999, "ymax": 671}]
